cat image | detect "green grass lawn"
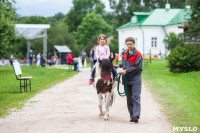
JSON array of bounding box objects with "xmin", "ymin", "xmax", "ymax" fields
[
  {"xmin": 0, "ymin": 65, "xmax": 77, "ymax": 118},
  {"xmin": 142, "ymin": 59, "xmax": 200, "ymax": 130}
]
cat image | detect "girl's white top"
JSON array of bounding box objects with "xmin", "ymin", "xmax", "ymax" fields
[{"xmin": 96, "ymin": 45, "xmax": 110, "ymax": 60}]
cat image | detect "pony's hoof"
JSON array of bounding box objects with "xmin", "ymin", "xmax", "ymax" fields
[
  {"xmin": 99, "ymin": 113, "xmax": 104, "ymax": 116},
  {"xmin": 104, "ymin": 118, "xmax": 109, "ymax": 121},
  {"xmin": 99, "ymin": 111, "xmax": 105, "ymax": 116}
]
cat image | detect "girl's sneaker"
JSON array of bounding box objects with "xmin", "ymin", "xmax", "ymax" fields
[
  {"xmin": 89, "ymin": 78, "xmax": 93, "ymax": 85},
  {"xmin": 116, "ymin": 78, "xmax": 119, "ymax": 81}
]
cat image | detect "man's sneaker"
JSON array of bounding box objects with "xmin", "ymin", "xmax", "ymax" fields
[
  {"xmin": 89, "ymin": 78, "xmax": 93, "ymax": 85},
  {"xmin": 130, "ymin": 116, "xmax": 139, "ymax": 123}
]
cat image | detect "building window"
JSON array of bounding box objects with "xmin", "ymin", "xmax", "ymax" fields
[
  {"xmin": 131, "ymin": 16, "xmax": 137, "ymax": 23},
  {"xmin": 151, "ymin": 37, "xmax": 157, "ymax": 48}
]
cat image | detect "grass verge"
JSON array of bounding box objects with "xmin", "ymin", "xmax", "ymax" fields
[
  {"xmin": 0, "ymin": 65, "xmax": 77, "ymax": 118},
  {"xmin": 142, "ymin": 59, "xmax": 200, "ymax": 131}
]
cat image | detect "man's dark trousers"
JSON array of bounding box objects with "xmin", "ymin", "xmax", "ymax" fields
[{"xmin": 125, "ymin": 83, "xmax": 141, "ymax": 119}]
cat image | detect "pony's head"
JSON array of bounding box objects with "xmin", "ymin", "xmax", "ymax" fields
[{"xmin": 99, "ymin": 59, "xmax": 113, "ymax": 87}]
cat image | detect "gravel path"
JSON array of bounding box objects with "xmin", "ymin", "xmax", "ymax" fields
[{"xmin": 0, "ymin": 68, "xmax": 172, "ymax": 133}]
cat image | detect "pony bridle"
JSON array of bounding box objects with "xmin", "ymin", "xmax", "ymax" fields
[
  {"xmin": 102, "ymin": 76, "xmax": 112, "ymax": 82},
  {"xmin": 101, "ymin": 72, "xmax": 113, "ymax": 84}
]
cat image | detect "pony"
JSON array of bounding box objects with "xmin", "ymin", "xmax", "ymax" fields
[{"xmin": 92, "ymin": 59, "xmax": 117, "ymax": 121}]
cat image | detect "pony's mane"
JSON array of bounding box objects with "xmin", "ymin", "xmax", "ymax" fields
[{"xmin": 101, "ymin": 59, "xmax": 113, "ymax": 71}]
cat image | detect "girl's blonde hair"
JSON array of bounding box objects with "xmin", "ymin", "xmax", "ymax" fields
[{"xmin": 97, "ymin": 34, "xmax": 107, "ymax": 43}]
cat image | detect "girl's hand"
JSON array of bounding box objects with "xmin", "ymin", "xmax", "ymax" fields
[
  {"xmin": 120, "ymin": 70, "xmax": 126, "ymax": 75},
  {"xmin": 114, "ymin": 65, "xmax": 119, "ymax": 69}
]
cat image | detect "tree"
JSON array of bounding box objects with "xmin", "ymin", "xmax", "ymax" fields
[
  {"xmin": 16, "ymin": 16, "xmax": 48, "ymax": 24},
  {"xmin": 47, "ymin": 22, "xmax": 79, "ymax": 56},
  {"xmin": 109, "ymin": 37, "xmax": 119, "ymax": 54},
  {"xmin": 75, "ymin": 12, "xmax": 113, "ymax": 53},
  {"xmin": 187, "ymin": 0, "xmax": 200, "ymax": 34},
  {"xmin": 47, "ymin": 12, "xmax": 65, "ymax": 26},
  {"xmin": 163, "ymin": 32, "xmax": 183, "ymax": 51},
  {"xmin": 109, "ymin": 0, "xmax": 147, "ymax": 27},
  {"xmin": 0, "ymin": 0, "xmax": 16, "ymax": 58},
  {"xmin": 4, "ymin": 36, "xmax": 27, "ymax": 59},
  {"xmin": 102, "ymin": 12, "xmax": 116, "ymax": 27},
  {"xmin": 143, "ymin": 0, "xmax": 185, "ymax": 11},
  {"xmin": 64, "ymin": 0, "xmax": 105, "ymax": 32},
  {"xmin": 29, "ymin": 22, "xmax": 79, "ymax": 57}
]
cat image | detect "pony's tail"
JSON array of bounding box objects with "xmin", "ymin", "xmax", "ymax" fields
[{"xmin": 109, "ymin": 91, "xmax": 115, "ymax": 107}]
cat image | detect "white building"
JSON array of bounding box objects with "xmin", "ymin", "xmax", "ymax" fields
[{"xmin": 117, "ymin": 8, "xmax": 190, "ymax": 57}]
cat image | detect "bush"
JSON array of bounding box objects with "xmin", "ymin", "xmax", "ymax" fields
[{"xmin": 168, "ymin": 44, "xmax": 200, "ymax": 73}]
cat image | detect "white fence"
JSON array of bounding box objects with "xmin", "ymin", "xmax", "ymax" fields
[{"xmin": 0, "ymin": 59, "xmax": 28, "ymax": 66}]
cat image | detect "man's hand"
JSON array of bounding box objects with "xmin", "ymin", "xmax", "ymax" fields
[
  {"xmin": 120, "ymin": 70, "xmax": 126, "ymax": 75},
  {"xmin": 114, "ymin": 65, "xmax": 119, "ymax": 69}
]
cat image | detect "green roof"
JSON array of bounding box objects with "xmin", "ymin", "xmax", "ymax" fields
[
  {"xmin": 117, "ymin": 8, "xmax": 191, "ymax": 29},
  {"xmin": 133, "ymin": 12, "xmax": 152, "ymax": 16},
  {"xmin": 167, "ymin": 9, "xmax": 191, "ymax": 26}
]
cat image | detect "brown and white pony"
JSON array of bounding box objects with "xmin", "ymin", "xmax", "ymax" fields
[{"xmin": 92, "ymin": 59, "xmax": 117, "ymax": 121}]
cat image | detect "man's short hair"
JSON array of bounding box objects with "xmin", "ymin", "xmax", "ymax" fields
[{"xmin": 125, "ymin": 37, "xmax": 135, "ymax": 44}]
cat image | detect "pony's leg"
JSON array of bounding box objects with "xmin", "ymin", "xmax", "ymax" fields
[
  {"xmin": 104, "ymin": 92, "xmax": 111, "ymax": 121},
  {"xmin": 98, "ymin": 93, "xmax": 104, "ymax": 116}
]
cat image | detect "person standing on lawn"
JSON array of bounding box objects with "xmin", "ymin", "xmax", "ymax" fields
[
  {"xmin": 80, "ymin": 49, "xmax": 87, "ymax": 67},
  {"xmin": 29, "ymin": 49, "xmax": 33, "ymax": 65}
]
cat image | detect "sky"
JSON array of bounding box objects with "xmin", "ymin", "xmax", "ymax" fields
[{"xmin": 14, "ymin": 0, "xmax": 111, "ymax": 17}]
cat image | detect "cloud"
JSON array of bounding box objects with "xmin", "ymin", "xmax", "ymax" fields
[
  {"xmin": 101, "ymin": 0, "xmax": 111, "ymax": 11},
  {"xmin": 14, "ymin": 0, "xmax": 111, "ymax": 17},
  {"xmin": 15, "ymin": 0, "xmax": 73, "ymax": 17}
]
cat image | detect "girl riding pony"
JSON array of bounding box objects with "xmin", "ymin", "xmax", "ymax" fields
[{"xmin": 89, "ymin": 34, "xmax": 117, "ymax": 85}]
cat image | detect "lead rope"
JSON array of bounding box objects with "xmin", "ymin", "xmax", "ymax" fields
[{"xmin": 116, "ymin": 73, "xmax": 128, "ymax": 97}]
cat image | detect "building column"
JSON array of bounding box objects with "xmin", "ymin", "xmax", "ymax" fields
[
  {"xmin": 43, "ymin": 30, "xmax": 47, "ymax": 59},
  {"xmin": 27, "ymin": 39, "xmax": 31, "ymax": 57}
]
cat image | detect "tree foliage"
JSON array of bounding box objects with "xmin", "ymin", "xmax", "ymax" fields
[
  {"xmin": 4, "ymin": 36, "xmax": 27, "ymax": 59},
  {"xmin": 163, "ymin": 32, "xmax": 183, "ymax": 51},
  {"xmin": 109, "ymin": 36, "xmax": 119, "ymax": 54},
  {"xmin": 16, "ymin": 16, "xmax": 48, "ymax": 24},
  {"xmin": 75, "ymin": 12, "xmax": 113, "ymax": 52},
  {"xmin": 143, "ymin": 0, "xmax": 185, "ymax": 11},
  {"xmin": 0, "ymin": 0, "xmax": 16, "ymax": 58},
  {"xmin": 109, "ymin": 0, "xmax": 146, "ymax": 27},
  {"xmin": 47, "ymin": 23, "xmax": 79, "ymax": 56},
  {"xmin": 64, "ymin": 0, "xmax": 105, "ymax": 32},
  {"xmin": 47, "ymin": 12, "xmax": 65, "ymax": 26},
  {"xmin": 187, "ymin": 0, "xmax": 200, "ymax": 33}
]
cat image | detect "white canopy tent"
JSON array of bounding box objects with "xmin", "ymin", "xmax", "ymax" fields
[
  {"xmin": 15, "ymin": 24, "xmax": 50, "ymax": 59},
  {"xmin": 54, "ymin": 45, "xmax": 71, "ymax": 53}
]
